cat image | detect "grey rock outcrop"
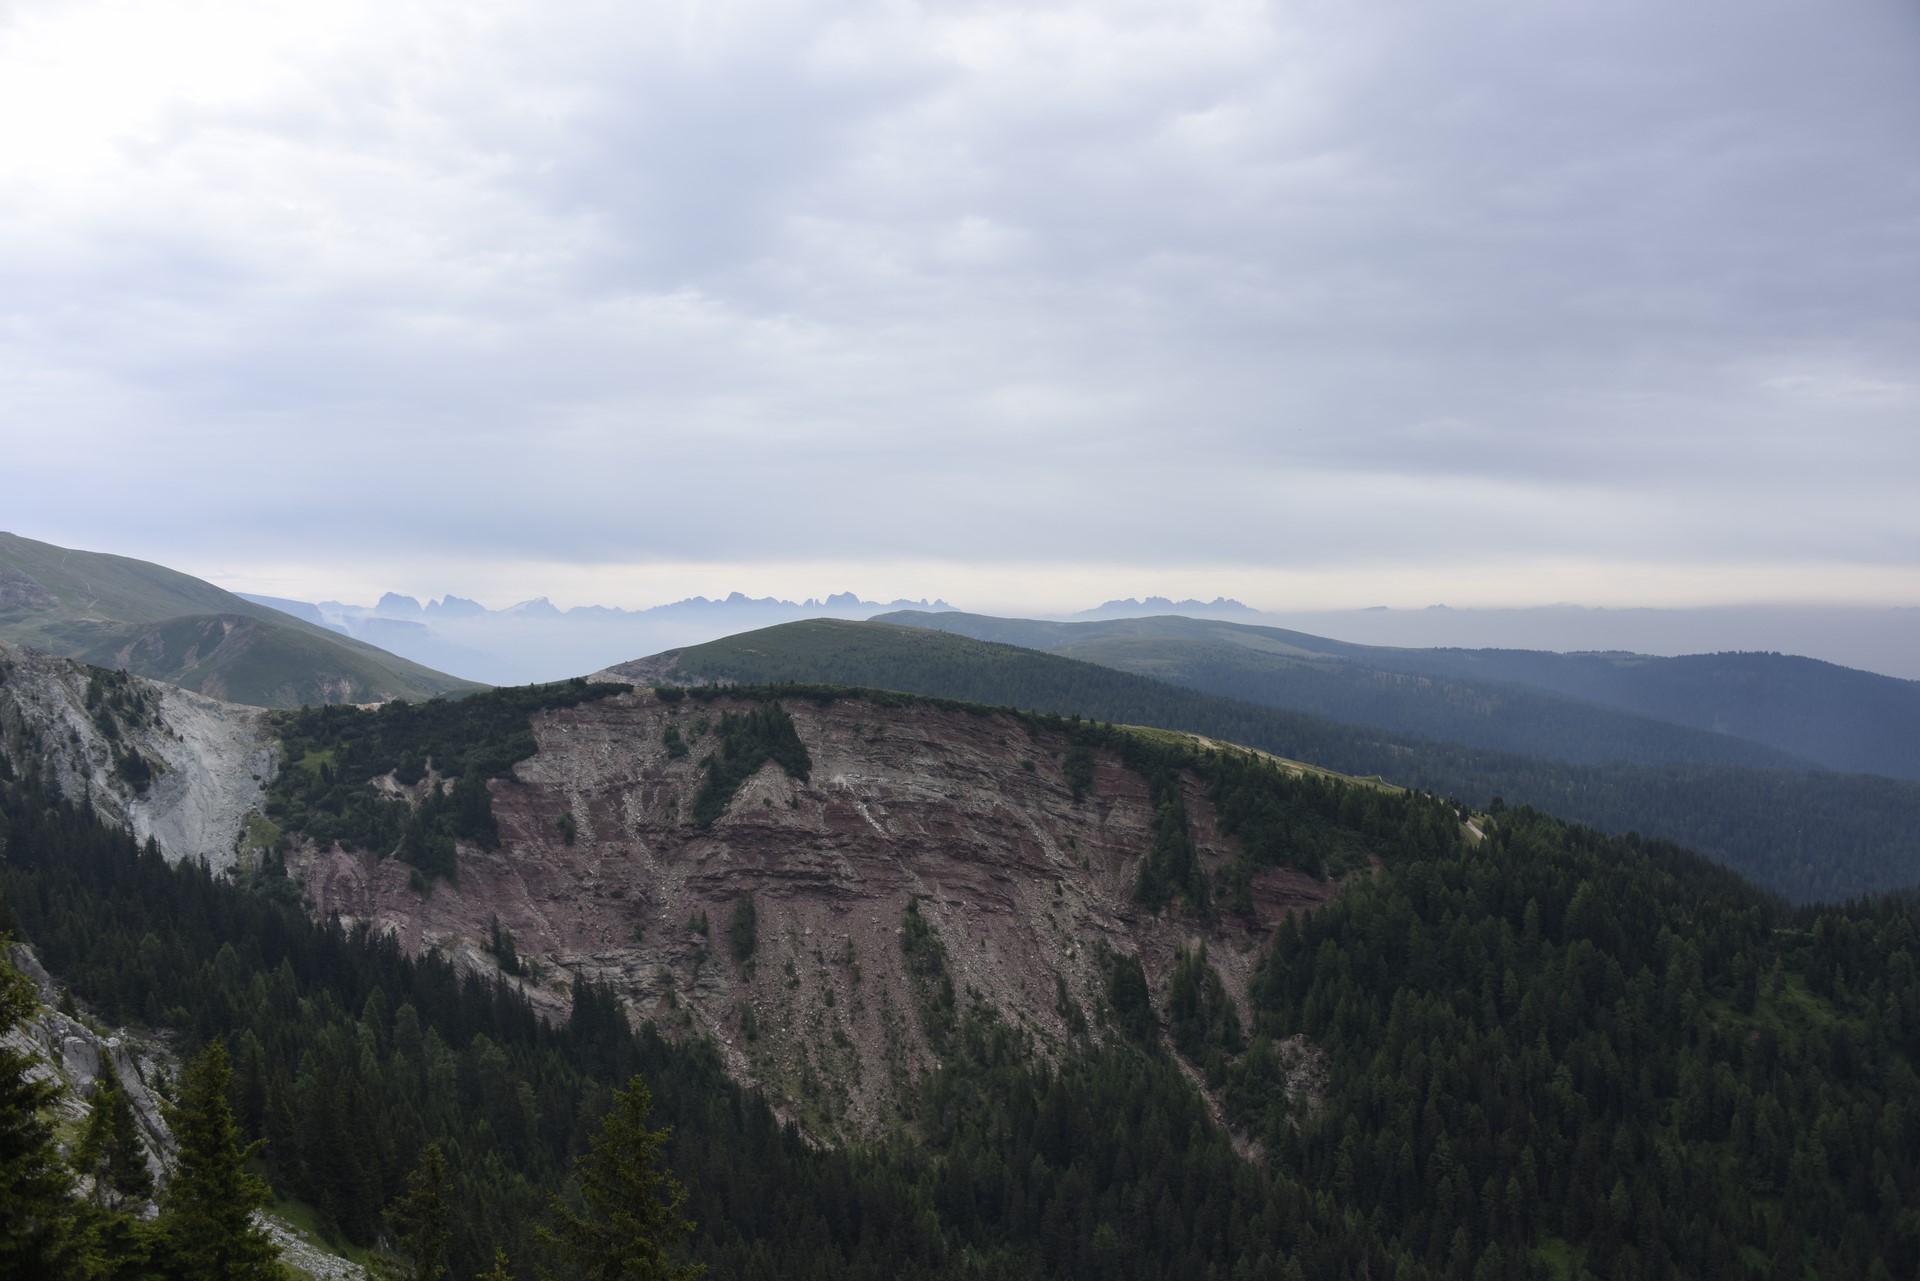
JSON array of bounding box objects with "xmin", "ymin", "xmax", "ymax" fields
[{"xmin": 0, "ymin": 640, "xmax": 274, "ymax": 870}]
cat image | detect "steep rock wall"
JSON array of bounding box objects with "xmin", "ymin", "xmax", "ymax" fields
[{"xmin": 294, "ymin": 690, "xmax": 1339, "ymax": 1136}]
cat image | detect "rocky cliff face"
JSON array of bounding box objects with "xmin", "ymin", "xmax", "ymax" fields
[
  {"xmin": 293, "ymin": 688, "xmax": 1339, "ymax": 1137},
  {"xmin": 0, "ymin": 642, "xmax": 1338, "ymax": 1140},
  {"xmin": 0, "ymin": 640, "xmax": 274, "ymax": 873}
]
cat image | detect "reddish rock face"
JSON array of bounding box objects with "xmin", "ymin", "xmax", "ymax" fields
[{"xmin": 294, "ymin": 689, "xmax": 1339, "ymax": 1137}]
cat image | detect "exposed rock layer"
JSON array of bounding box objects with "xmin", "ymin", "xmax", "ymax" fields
[{"xmin": 295, "ymin": 690, "xmax": 1339, "ymax": 1135}]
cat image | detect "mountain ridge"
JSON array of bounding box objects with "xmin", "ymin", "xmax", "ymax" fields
[
  {"xmin": 0, "ymin": 531, "xmax": 483, "ymax": 707},
  {"xmin": 652, "ymin": 618, "xmax": 1920, "ymax": 902},
  {"xmin": 875, "ymin": 609, "xmax": 1920, "ymax": 781}
]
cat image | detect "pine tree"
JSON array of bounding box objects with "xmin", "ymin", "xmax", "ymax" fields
[
  {"xmin": 383, "ymin": 1143, "xmax": 451, "ymax": 1281},
  {"xmin": 728, "ymin": 893, "xmax": 757, "ymax": 963},
  {"xmin": 158, "ymin": 1040, "xmax": 280, "ymax": 1281},
  {"xmin": 538, "ymin": 1076, "xmax": 700, "ymax": 1281},
  {"xmin": 77, "ymin": 1060, "xmax": 155, "ymax": 1207},
  {"xmin": 0, "ymin": 947, "xmax": 77, "ymax": 1274}
]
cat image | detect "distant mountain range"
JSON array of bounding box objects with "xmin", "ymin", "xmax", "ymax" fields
[
  {"xmin": 0, "ymin": 532, "xmax": 481, "ymax": 707},
  {"xmin": 1070, "ymin": 596, "xmax": 1260, "ymax": 620},
  {"xmin": 300, "ymin": 588, "xmax": 958, "ymax": 621}
]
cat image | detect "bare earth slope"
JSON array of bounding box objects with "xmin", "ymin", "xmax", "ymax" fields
[
  {"xmin": 0, "ymin": 640, "xmax": 273, "ymax": 872},
  {"xmin": 291, "ymin": 688, "xmax": 1339, "ymax": 1137}
]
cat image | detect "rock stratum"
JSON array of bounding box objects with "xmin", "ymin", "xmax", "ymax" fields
[{"xmin": 294, "ymin": 688, "xmax": 1341, "ymax": 1136}]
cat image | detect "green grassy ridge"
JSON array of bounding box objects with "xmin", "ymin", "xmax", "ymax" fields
[
  {"xmin": 669, "ymin": 621, "xmax": 1920, "ymax": 903},
  {"xmin": 0, "ymin": 531, "xmax": 482, "ymax": 706},
  {"xmin": 55, "ymin": 612, "xmax": 472, "ymax": 709},
  {"xmin": 1360, "ymin": 644, "xmax": 1920, "ymax": 782}
]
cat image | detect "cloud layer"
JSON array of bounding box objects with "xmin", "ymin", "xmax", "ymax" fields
[{"xmin": 3, "ymin": 0, "xmax": 1916, "ymax": 609}]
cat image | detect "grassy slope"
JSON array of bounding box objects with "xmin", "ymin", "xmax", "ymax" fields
[
  {"xmin": 0, "ymin": 531, "xmax": 483, "ymax": 706},
  {"xmin": 669, "ymin": 619, "xmax": 1920, "ymax": 902},
  {"xmin": 880, "ymin": 610, "xmax": 1920, "ymax": 781}
]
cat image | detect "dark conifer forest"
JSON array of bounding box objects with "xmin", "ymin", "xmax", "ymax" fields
[{"xmin": 2, "ymin": 685, "xmax": 1917, "ymax": 1279}]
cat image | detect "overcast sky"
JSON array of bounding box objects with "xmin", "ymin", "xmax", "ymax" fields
[{"xmin": 3, "ymin": 0, "xmax": 1916, "ymax": 614}]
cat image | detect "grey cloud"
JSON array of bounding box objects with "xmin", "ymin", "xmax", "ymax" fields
[{"xmin": 1, "ymin": 0, "xmax": 1916, "ymax": 594}]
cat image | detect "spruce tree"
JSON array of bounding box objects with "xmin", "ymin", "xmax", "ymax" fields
[
  {"xmin": 77, "ymin": 1060, "xmax": 155, "ymax": 1207},
  {"xmin": 383, "ymin": 1143, "xmax": 451, "ymax": 1281},
  {"xmin": 0, "ymin": 948, "xmax": 76, "ymax": 1274},
  {"xmin": 538, "ymin": 1076, "xmax": 700, "ymax": 1281},
  {"xmin": 158, "ymin": 1040, "xmax": 280, "ymax": 1281}
]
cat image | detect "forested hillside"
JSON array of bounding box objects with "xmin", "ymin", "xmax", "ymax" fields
[
  {"xmin": 3, "ymin": 684, "xmax": 1916, "ymax": 1279},
  {"xmin": 880, "ymin": 611, "xmax": 1920, "ymax": 781},
  {"xmin": 1338, "ymin": 645, "xmax": 1920, "ymax": 782},
  {"xmin": 658, "ymin": 621, "xmax": 1920, "ymax": 902},
  {"xmin": 877, "ymin": 612, "xmax": 1813, "ymax": 771}
]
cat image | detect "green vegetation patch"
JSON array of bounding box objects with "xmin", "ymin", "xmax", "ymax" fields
[
  {"xmin": 728, "ymin": 892, "xmax": 758, "ymax": 963},
  {"xmin": 687, "ymin": 702, "xmax": 811, "ymax": 826},
  {"xmin": 1166, "ymin": 942, "xmax": 1245, "ymax": 1077},
  {"xmin": 1100, "ymin": 947, "xmax": 1156, "ymax": 1044},
  {"xmin": 82, "ymin": 665, "xmax": 162, "ymax": 793},
  {"xmin": 84, "ymin": 666, "xmax": 159, "ymax": 737},
  {"xmin": 900, "ymin": 898, "xmax": 957, "ymax": 1055},
  {"xmin": 266, "ymin": 677, "xmax": 628, "ymax": 877}
]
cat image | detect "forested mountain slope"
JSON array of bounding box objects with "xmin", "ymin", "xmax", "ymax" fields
[
  {"xmin": 878, "ymin": 610, "xmax": 1920, "ymax": 780},
  {"xmin": 0, "ymin": 531, "xmax": 482, "ymax": 706},
  {"xmin": 2, "ymin": 656, "xmax": 1916, "ymax": 1279},
  {"xmin": 1362, "ymin": 644, "xmax": 1920, "ymax": 781},
  {"xmin": 639, "ymin": 620, "xmax": 1920, "ymax": 902}
]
